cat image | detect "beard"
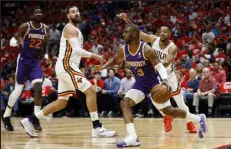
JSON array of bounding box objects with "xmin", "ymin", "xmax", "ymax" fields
[{"xmin": 70, "ymin": 17, "xmax": 81, "ymax": 24}]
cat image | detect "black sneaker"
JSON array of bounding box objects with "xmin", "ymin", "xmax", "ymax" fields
[
  {"xmin": 2, "ymin": 117, "xmax": 14, "ymax": 131},
  {"xmin": 33, "ymin": 119, "xmax": 42, "ymax": 131}
]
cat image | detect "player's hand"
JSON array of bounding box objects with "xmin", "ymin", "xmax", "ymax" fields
[
  {"xmin": 94, "ymin": 65, "xmax": 104, "ymax": 72},
  {"xmin": 117, "ymin": 13, "xmax": 128, "ymax": 21},
  {"xmin": 161, "ymin": 79, "xmax": 171, "ymax": 91},
  {"xmin": 92, "ymin": 53, "xmax": 106, "ymax": 63}
]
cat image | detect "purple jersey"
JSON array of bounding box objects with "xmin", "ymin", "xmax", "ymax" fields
[
  {"xmin": 19, "ymin": 21, "xmax": 46, "ymax": 58},
  {"xmin": 124, "ymin": 41, "xmax": 159, "ymax": 95}
]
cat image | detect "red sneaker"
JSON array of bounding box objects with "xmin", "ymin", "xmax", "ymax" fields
[
  {"xmin": 163, "ymin": 116, "xmax": 173, "ymax": 132},
  {"xmin": 187, "ymin": 121, "xmax": 197, "ymax": 133}
]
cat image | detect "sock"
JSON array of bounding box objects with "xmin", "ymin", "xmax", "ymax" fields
[
  {"xmin": 185, "ymin": 112, "xmax": 200, "ymax": 124},
  {"xmin": 34, "ymin": 106, "xmax": 41, "ymax": 113},
  {"xmin": 90, "ymin": 112, "xmax": 101, "ymax": 128},
  {"xmin": 35, "ymin": 110, "xmax": 45, "ymax": 119},
  {"xmin": 3, "ymin": 105, "xmax": 12, "ymax": 118},
  {"xmin": 126, "ymin": 123, "xmax": 136, "ymax": 136}
]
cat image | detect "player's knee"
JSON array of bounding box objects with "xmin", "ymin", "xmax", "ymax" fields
[
  {"xmin": 162, "ymin": 106, "xmax": 174, "ymax": 115},
  {"xmin": 120, "ymin": 98, "xmax": 135, "ymax": 108}
]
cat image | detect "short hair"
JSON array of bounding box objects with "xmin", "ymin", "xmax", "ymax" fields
[
  {"xmin": 189, "ymin": 68, "xmax": 196, "ymax": 73},
  {"xmin": 33, "ymin": 5, "xmax": 42, "ymax": 12},
  {"xmin": 160, "ymin": 24, "xmax": 172, "ymax": 31},
  {"xmin": 66, "ymin": 5, "xmax": 77, "ymax": 14},
  {"xmin": 202, "ymin": 67, "xmax": 210, "ymax": 72},
  {"xmin": 127, "ymin": 24, "xmax": 140, "ymax": 35},
  {"xmin": 108, "ymin": 68, "xmax": 115, "ymax": 74}
]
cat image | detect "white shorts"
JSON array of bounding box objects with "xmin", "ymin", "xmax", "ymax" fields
[
  {"xmin": 152, "ymin": 71, "xmax": 179, "ymax": 110},
  {"xmin": 124, "ymin": 89, "xmax": 145, "ymax": 104},
  {"xmin": 55, "ymin": 61, "xmax": 91, "ymax": 99}
]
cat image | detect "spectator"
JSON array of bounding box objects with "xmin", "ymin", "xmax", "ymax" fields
[
  {"xmin": 49, "ymin": 24, "xmax": 61, "ymax": 46},
  {"xmin": 183, "ymin": 68, "xmax": 199, "ymax": 102},
  {"xmin": 100, "ymin": 69, "xmax": 120, "ymax": 117},
  {"xmin": 196, "ymin": 63, "xmax": 203, "ymax": 80},
  {"xmin": 202, "ymin": 27, "xmax": 215, "ymax": 43},
  {"xmin": 1, "ymin": 76, "xmax": 19, "ymax": 116},
  {"xmin": 90, "ymin": 40, "xmax": 103, "ymax": 54},
  {"xmin": 211, "ymin": 62, "xmax": 226, "ymax": 85},
  {"xmin": 113, "ymin": 65, "xmax": 122, "ymax": 79},
  {"xmin": 193, "ymin": 67, "xmax": 217, "ymax": 115},
  {"xmin": 118, "ymin": 69, "xmax": 135, "ymax": 98}
]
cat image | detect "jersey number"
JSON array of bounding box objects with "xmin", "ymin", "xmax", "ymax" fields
[
  {"xmin": 29, "ymin": 39, "xmax": 42, "ymax": 49},
  {"xmin": 137, "ymin": 69, "xmax": 144, "ymax": 76}
]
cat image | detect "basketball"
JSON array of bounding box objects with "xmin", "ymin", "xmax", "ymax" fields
[{"xmin": 151, "ymin": 84, "xmax": 171, "ymax": 104}]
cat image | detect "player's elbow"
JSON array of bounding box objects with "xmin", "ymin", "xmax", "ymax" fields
[{"xmin": 10, "ymin": 37, "xmax": 18, "ymax": 47}]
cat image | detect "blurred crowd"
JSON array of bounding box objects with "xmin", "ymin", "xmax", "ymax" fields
[{"xmin": 1, "ymin": 1, "xmax": 231, "ymax": 117}]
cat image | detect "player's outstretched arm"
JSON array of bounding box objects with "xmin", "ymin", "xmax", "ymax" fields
[
  {"xmin": 118, "ymin": 13, "xmax": 157, "ymax": 45},
  {"xmin": 64, "ymin": 24, "xmax": 104, "ymax": 62},
  {"xmin": 101, "ymin": 47, "xmax": 124, "ymax": 70},
  {"xmin": 162, "ymin": 44, "xmax": 178, "ymax": 67},
  {"xmin": 10, "ymin": 23, "xmax": 28, "ymax": 47}
]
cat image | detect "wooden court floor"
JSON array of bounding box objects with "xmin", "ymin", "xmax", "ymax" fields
[{"xmin": 1, "ymin": 118, "xmax": 231, "ymax": 149}]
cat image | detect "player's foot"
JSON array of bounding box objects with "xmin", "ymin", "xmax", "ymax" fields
[
  {"xmin": 20, "ymin": 118, "xmax": 38, "ymax": 138},
  {"xmin": 33, "ymin": 119, "xmax": 42, "ymax": 131},
  {"xmin": 198, "ymin": 114, "xmax": 207, "ymax": 138},
  {"xmin": 2, "ymin": 116, "xmax": 14, "ymax": 131},
  {"xmin": 116, "ymin": 134, "xmax": 140, "ymax": 148},
  {"xmin": 163, "ymin": 115, "xmax": 173, "ymax": 132},
  {"xmin": 187, "ymin": 121, "xmax": 197, "ymax": 133},
  {"xmin": 92, "ymin": 126, "xmax": 116, "ymax": 137}
]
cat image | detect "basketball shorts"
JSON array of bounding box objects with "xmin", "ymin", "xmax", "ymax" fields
[
  {"xmin": 16, "ymin": 54, "xmax": 43, "ymax": 85},
  {"xmin": 55, "ymin": 61, "xmax": 91, "ymax": 99},
  {"xmin": 125, "ymin": 79, "xmax": 159, "ymax": 104}
]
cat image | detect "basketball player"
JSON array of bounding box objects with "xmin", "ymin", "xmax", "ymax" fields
[
  {"xmin": 97, "ymin": 24, "xmax": 207, "ymax": 147},
  {"xmin": 2, "ymin": 6, "xmax": 50, "ymax": 131},
  {"xmin": 20, "ymin": 6, "xmax": 116, "ymax": 138},
  {"xmin": 119, "ymin": 13, "xmax": 197, "ymax": 133}
]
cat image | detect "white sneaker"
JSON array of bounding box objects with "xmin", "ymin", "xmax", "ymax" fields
[
  {"xmin": 20, "ymin": 118, "xmax": 38, "ymax": 138},
  {"xmin": 116, "ymin": 134, "xmax": 140, "ymax": 148},
  {"xmin": 92, "ymin": 126, "xmax": 116, "ymax": 137}
]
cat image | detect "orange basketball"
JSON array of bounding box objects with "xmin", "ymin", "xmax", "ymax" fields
[{"xmin": 151, "ymin": 84, "xmax": 171, "ymax": 104}]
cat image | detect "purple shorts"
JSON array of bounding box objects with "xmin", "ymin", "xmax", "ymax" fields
[
  {"xmin": 16, "ymin": 55, "xmax": 43, "ymax": 84},
  {"xmin": 132, "ymin": 79, "xmax": 160, "ymax": 95}
]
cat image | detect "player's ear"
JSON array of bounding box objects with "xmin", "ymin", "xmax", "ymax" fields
[{"xmin": 67, "ymin": 14, "xmax": 70, "ymax": 19}]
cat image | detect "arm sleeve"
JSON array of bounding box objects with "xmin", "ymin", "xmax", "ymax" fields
[
  {"xmin": 69, "ymin": 38, "xmax": 92, "ymax": 58},
  {"xmin": 154, "ymin": 63, "xmax": 167, "ymax": 80}
]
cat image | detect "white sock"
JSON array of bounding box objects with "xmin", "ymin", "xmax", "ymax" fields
[
  {"xmin": 3, "ymin": 107, "xmax": 12, "ymax": 118},
  {"xmin": 185, "ymin": 112, "xmax": 200, "ymax": 124},
  {"xmin": 34, "ymin": 106, "xmax": 41, "ymax": 113},
  {"xmin": 35, "ymin": 110, "xmax": 45, "ymax": 120},
  {"xmin": 126, "ymin": 123, "xmax": 137, "ymax": 136},
  {"xmin": 90, "ymin": 112, "xmax": 99, "ymax": 121}
]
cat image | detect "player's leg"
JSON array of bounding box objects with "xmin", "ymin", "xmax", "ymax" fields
[
  {"xmin": 3, "ymin": 56, "xmax": 25, "ymax": 131},
  {"xmin": 28, "ymin": 60, "xmax": 44, "ymax": 131},
  {"xmin": 78, "ymin": 76, "xmax": 115, "ymax": 137},
  {"xmin": 151, "ymin": 97, "xmax": 207, "ymax": 138},
  {"xmin": 117, "ymin": 89, "xmax": 145, "ymax": 147},
  {"xmin": 20, "ymin": 74, "xmax": 74, "ymax": 138}
]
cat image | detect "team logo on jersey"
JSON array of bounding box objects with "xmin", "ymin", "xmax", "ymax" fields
[
  {"xmin": 138, "ymin": 53, "xmax": 142, "ymax": 59},
  {"xmin": 77, "ymin": 77, "xmax": 82, "ymax": 83}
]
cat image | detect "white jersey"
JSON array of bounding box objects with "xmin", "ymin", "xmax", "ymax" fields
[
  {"xmin": 152, "ymin": 37, "xmax": 176, "ymax": 74},
  {"xmin": 57, "ymin": 23, "xmax": 84, "ymax": 68}
]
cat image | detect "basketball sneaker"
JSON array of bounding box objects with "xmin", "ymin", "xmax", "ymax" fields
[
  {"xmin": 2, "ymin": 116, "xmax": 14, "ymax": 131},
  {"xmin": 116, "ymin": 134, "xmax": 140, "ymax": 148},
  {"xmin": 187, "ymin": 121, "xmax": 197, "ymax": 133},
  {"xmin": 33, "ymin": 119, "xmax": 42, "ymax": 131},
  {"xmin": 198, "ymin": 114, "xmax": 207, "ymax": 138},
  {"xmin": 163, "ymin": 115, "xmax": 173, "ymax": 132},
  {"xmin": 92, "ymin": 126, "xmax": 116, "ymax": 137},
  {"xmin": 20, "ymin": 118, "xmax": 38, "ymax": 138}
]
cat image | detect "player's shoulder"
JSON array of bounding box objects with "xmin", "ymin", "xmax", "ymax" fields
[{"xmin": 169, "ymin": 42, "xmax": 178, "ymax": 51}]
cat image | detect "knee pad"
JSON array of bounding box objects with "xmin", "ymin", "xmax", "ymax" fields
[{"xmin": 13, "ymin": 83, "xmax": 24, "ymax": 96}]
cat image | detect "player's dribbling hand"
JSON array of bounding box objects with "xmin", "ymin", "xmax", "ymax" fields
[
  {"xmin": 94, "ymin": 65, "xmax": 103, "ymax": 72},
  {"xmin": 161, "ymin": 79, "xmax": 171, "ymax": 91}
]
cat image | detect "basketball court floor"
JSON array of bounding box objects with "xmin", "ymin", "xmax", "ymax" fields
[{"xmin": 1, "ymin": 118, "xmax": 231, "ymax": 149}]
